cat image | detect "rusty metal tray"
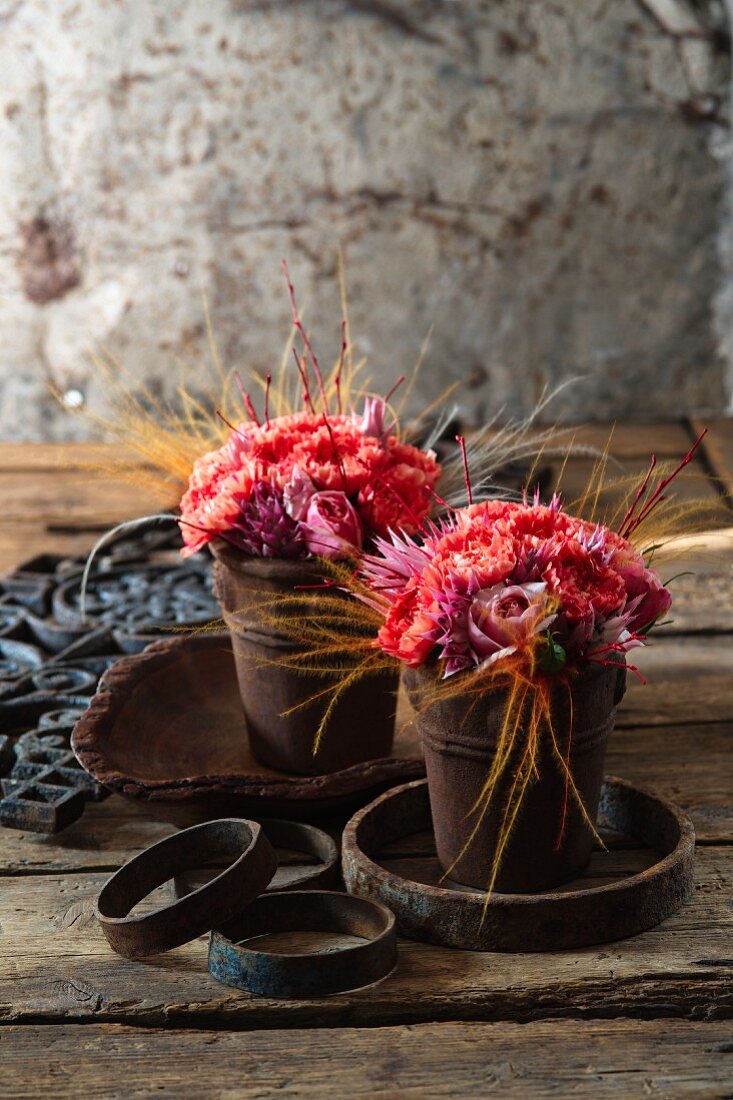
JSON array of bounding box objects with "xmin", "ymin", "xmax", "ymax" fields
[
  {"xmin": 71, "ymin": 633, "xmax": 425, "ymax": 826},
  {"xmin": 342, "ymin": 777, "xmax": 695, "ymax": 951}
]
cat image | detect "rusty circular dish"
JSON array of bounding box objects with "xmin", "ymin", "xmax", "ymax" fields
[
  {"xmin": 172, "ymin": 818, "xmax": 339, "ymax": 898},
  {"xmin": 342, "ymin": 777, "xmax": 696, "ymax": 952},
  {"xmin": 95, "ymin": 818, "xmax": 277, "ymax": 959},
  {"xmin": 71, "ymin": 633, "xmax": 423, "ymax": 825},
  {"xmin": 208, "ymin": 890, "xmax": 397, "ymax": 998}
]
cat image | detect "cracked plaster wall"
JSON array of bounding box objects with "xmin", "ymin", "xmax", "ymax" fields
[{"xmin": 0, "ymin": 0, "xmax": 730, "ymax": 440}]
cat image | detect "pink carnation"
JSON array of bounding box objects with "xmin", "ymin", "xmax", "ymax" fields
[{"xmin": 377, "ymin": 577, "xmax": 438, "ymax": 668}]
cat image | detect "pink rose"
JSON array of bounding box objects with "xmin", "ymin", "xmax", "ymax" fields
[
  {"xmin": 304, "ymin": 491, "xmax": 364, "ymax": 559},
  {"xmin": 621, "ymin": 563, "xmax": 672, "ymax": 633},
  {"xmin": 467, "ymin": 581, "xmax": 556, "ymax": 667}
]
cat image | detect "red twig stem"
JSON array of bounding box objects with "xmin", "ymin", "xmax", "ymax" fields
[
  {"xmin": 282, "ymin": 259, "xmax": 329, "ymax": 413},
  {"xmin": 586, "ymin": 655, "xmax": 647, "ymax": 685},
  {"xmin": 292, "ymin": 350, "xmax": 316, "ymax": 414},
  {"xmin": 586, "ymin": 634, "xmax": 646, "ymax": 660},
  {"xmin": 281, "ymin": 260, "xmax": 349, "ymax": 487},
  {"xmin": 618, "ymin": 429, "xmax": 708, "ymax": 540},
  {"xmin": 264, "ymin": 371, "xmax": 272, "ymax": 426},
  {"xmin": 384, "ymin": 375, "xmax": 405, "ymax": 405},
  {"xmin": 618, "ymin": 454, "xmax": 657, "ymax": 539},
  {"xmin": 429, "ymin": 486, "xmax": 454, "ymax": 511},
  {"xmin": 234, "ymin": 371, "xmax": 261, "ymax": 427}
]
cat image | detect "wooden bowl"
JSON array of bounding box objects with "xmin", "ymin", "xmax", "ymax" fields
[{"xmin": 71, "ymin": 633, "xmax": 424, "ymax": 826}]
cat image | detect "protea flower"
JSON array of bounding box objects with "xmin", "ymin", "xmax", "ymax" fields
[
  {"xmin": 229, "ymin": 481, "xmax": 307, "ymax": 559},
  {"xmin": 362, "ymin": 529, "xmax": 436, "ymax": 597}
]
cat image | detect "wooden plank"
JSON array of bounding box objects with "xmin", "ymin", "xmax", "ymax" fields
[
  {"xmin": 0, "ymin": 470, "xmax": 171, "ymax": 525},
  {"xmin": 693, "ymin": 417, "xmax": 733, "ymax": 498},
  {"xmin": 561, "ymin": 421, "xmax": 694, "ymax": 458},
  {"xmin": 658, "ymin": 529, "xmax": 733, "ymax": 633},
  {"xmin": 0, "ymin": 713, "xmax": 727, "ymax": 875},
  {"xmin": 0, "ymin": 846, "xmax": 729, "ymax": 1026},
  {"xmin": 0, "ymin": 425, "xmax": 694, "ymax": 471},
  {"xmin": 551, "ymin": 456, "xmax": 725, "ymax": 513},
  {"xmin": 0, "ymin": 799, "xmax": 176, "ymax": 875},
  {"xmin": 620, "ymin": 636, "xmax": 733, "ymax": 726},
  {"xmin": 1, "ymin": 1019, "xmax": 730, "ymax": 1099},
  {"xmin": 607, "ymin": 731, "xmax": 732, "ymax": 840},
  {"xmin": 0, "ymin": 801, "xmax": 329, "ymax": 885},
  {"xmin": 0, "ymin": 443, "xmax": 150, "ymax": 473}
]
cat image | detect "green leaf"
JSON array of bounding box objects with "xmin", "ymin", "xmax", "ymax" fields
[{"xmin": 538, "ymin": 633, "xmax": 566, "ymax": 674}]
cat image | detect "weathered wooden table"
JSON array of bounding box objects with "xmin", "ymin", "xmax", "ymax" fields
[{"xmin": 1, "ymin": 422, "xmax": 732, "ymax": 1099}]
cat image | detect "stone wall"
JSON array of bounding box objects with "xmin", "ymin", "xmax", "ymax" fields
[{"xmin": 0, "ymin": 0, "xmax": 729, "ymax": 440}]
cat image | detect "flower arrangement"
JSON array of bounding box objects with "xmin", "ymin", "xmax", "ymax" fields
[
  {"xmin": 363, "ymin": 491, "xmax": 671, "ymax": 680},
  {"xmin": 355, "ymin": 424, "xmax": 710, "ymax": 685},
  {"xmin": 179, "ymin": 399, "xmax": 441, "ymax": 561},
  {"xmin": 174, "ymin": 268, "xmax": 446, "ymax": 774},
  {"xmin": 68, "ymin": 253, "xmax": 719, "ymax": 886}
]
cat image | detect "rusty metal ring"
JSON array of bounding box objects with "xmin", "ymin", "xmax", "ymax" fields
[
  {"xmin": 342, "ymin": 777, "xmax": 696, "ymax": 952},
  {"xmin": 208, "ymin": 890, "xmax": 397, "ymax": 997},
  {"xmin": 172, "ymin": 818, "xmax": 339, "ymax": 898},
  {"xmin": 96, "ymin": 818, "xmax": 277, "ymax": 959}
]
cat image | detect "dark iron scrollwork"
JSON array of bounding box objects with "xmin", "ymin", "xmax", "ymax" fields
[{"xmin": 0, "ymin": 528, "xmax": 217, "ymax": 833}]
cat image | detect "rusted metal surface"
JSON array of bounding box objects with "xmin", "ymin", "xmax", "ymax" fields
[
  {"xmin": 13, "ymin": 735, "xmax": 107, "ymax": 799},
  {"xmin": 0, "ymin": 531, "xmax": 219, "ymax": 832},
  {"xmin": 209, "ymin": 890, "xmax": 397, "ymax": 998},
  {"xmin": 212, "ymin": 542, "xmax": 399, "ymax": 776},
  {"xmin": 71, "ymin": 632, "xmax": 424, "ymax": 827},
  {"xmin": 405, "ymin": 659, "xmax": 626, "ymax": 892},
  {"xmin": 342, "ymin": 777, "xmax": 696, "ymax": 952},
  {"xmin": 54, "ymin": 561, "xmax": 215, "ymax": 649},
  {"xmin": 0, "ymin": 728, "xmax": 108, "ymax": 832},
  {"xmin": 95, "ymin": 818, "xmax": 277, "ymax": 959},
  {"xmin": 0, "ymin": 778, "xmax": 85, "ymax": 832},
  {"xmin": 172, "ymin": 818, "xmax": 340, "ymax": 897}
]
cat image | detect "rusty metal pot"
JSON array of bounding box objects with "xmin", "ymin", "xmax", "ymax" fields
[
  {"xmin": 404, "ymin": 658, "xmax": 626, "ymax": 893},
  {"xmin": 211, "ymin": 542, "xmax": 398, "ymax": 776}
]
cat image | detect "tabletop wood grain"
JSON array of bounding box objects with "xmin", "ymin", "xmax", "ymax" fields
[{"xmin": 0, "ymin": 422, "xmax": 731, "ymax": 1098}]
